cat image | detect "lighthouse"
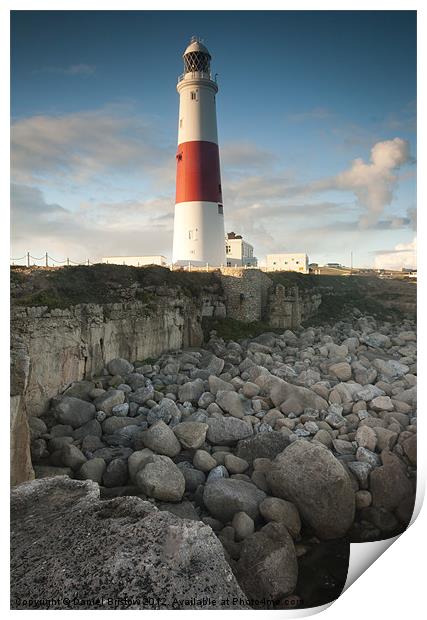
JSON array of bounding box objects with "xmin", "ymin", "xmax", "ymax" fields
[{"xmin": 172, "ymin": 37, "xmax": 225, "ymax": 266}]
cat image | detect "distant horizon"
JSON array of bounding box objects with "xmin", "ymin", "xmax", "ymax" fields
[{"xmin": 10, "ymin": 10, "xmax": 416, "ymax": 269}]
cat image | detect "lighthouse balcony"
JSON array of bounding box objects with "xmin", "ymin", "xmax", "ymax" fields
[{"xmin": 178, "ymin": 71, "xmax": 217, "ymax": 83}]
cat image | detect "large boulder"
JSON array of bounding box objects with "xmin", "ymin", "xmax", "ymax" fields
[
  {"xmin": 206, "ymin": 418, "xmax": 253, "ymax": 446},
  {"xmin": 106, "ymin": 358, "xmax": 133, "ymax": 376},
  {"xmin": 52, "ymin": 396, "xmax": 96, "ymax": 429},
  {"xmin": 11, "ymin": 477, "xmax": 248, "ymax": 609},
  {"xmin": 255, "ymin": 374, "xmax": 327, "ymax": 414},
  {"xmin": 266, "ymin": 441, "xmax": 355, "ymax": 539},
  {"xmin": 203, "ymin": 478, "xmax": 266, "ymax": 521},
  {"xmin": 135, "ymin": 454, "xmax": 185, "ymax": 502},
  {"xmin": 370, "ymin": 459, "xmax": 414, "ymax": 512}
]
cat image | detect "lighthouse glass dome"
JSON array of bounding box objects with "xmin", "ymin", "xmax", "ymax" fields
[{"xmin": 183, "ymin": 38, "xmax": 211, "ymax": 75}]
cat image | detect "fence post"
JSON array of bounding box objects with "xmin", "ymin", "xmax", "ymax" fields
[
  {"xmin": 87, "ymin": 259, "xmax": 89, "ymax": 266},
  {"xmin": 27, "ymin": 251, "xmax": 30, "ymax": 267},
  {"xmin": 67, "ymin": 258, "xmax": 70, "ymax": 266},
  {"xmin": 45, "ymin": 252, "xmax": 48, "ymax": 267}
]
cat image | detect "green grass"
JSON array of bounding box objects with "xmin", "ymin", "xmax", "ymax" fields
[{"xmin": 202, "ymin": 317, "xmax": 283, "ymax": 342}]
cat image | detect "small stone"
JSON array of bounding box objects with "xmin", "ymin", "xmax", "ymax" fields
[
  {"xmin": 206, "ymin": 418, "xmax": 253, "ymax": 446},
  {"xmin": 102, "ymin": 458, "xmax": 128, "ymax": 487},
  {"xmin": 232, "ymin": 511, "xmax": 255, "ymax": 540},
  {"xmin": 355, "ymin": 490, "xmax": 372, "ymax": 509},
  {"xmin": 193, "ymin": 450, "xmax": 217, "ymax": 472},
  {"xmin": 128, "ymin": 449, "xmax": 154, "ymax": 483},
  {"xmin": 242, "ymin": 382, "xmax": 260, "ymax": 398},
  {"xmin": 259, "ymin": 497, "xmax": 301, "ymax": 539},
  {"xmin": 355, "ymin": 425, "xmax": 377, "ymax": 451},
  {"xmin": 374, "ymin": 427, "xmax": 398, "ymax": 451},
  {"xmin": 52, "ymin": 396, "xmax": 96, "ymax": 429},
  {"xmin": 78, "ymin": 458, "xmax": 106, "ymax": 484},
  {"xmin": 207, "ymin": 465, "xmax": 229, "ymax": 483},
  {"xmin": 370, "ymin": 396, "xmax": 394, "ymax": 412},
  {"xmin": 111, "ymin": 403, "xmax": 129, "ymax": 417},
  {"xmin": 356, "ymin": 447, "xmax": 381, "ymax": 468},
  {"xmin": 329, "ymin": 362, "xmax": 352, "ymax": 381},
  {"xmin": 94, "ymin": 390, "xmax": 125, "ymax": 416},
  {"xmin": 60, "ymin": 444, "xmax": 87, "ymax": 470},
  {"xmin": 203, "ymin": 478, "xmax": 266, "ymax": 521},
  {"xmin": 173, "ymin": 422, "xmax": 208, "ymax": 450},
  {"xmin": 141, "ymin": 421, "xmax": 181, "ymax": 457},
  {"xmin": 224, "ymin": 454, "xmax": 249, "ymax": 474}
]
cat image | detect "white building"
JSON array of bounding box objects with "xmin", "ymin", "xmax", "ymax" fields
[
  {"xmin": 102, "ymin": 256, "xmax": 167, "ymax": 267},
  {"xmin": 225, "ymin": 232, "xmax": 257, "ymax": 267},
  {"xmin": 266, "ymin": 253, "xmax": 309, "ymax": 273}
]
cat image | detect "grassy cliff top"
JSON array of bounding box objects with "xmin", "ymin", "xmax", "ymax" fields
[{"xmin": 10, "ymin": 264, "xmax": 220, "ymax": 309}]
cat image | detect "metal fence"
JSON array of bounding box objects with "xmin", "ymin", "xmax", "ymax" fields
[{"xmin": 10, "ymin": 252, "xmax": 93, "ymax": 267}]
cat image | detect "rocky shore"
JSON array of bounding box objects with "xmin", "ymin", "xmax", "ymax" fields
[{"xmin": 14, "ymin": 310, "xmax": 417, "ymax": 609}]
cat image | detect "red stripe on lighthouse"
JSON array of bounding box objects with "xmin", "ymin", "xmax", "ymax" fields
[{"xmin": 175, "ymin": 141, "xmax": 222, "ymax": 204}]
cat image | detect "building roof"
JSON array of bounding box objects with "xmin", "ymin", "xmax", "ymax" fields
[{"xmin": 184, "ymin": 37, "xmax": 211, "ymax": 57}]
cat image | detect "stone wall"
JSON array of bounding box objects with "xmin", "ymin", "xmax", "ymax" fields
[{"xmin": 219, "ymin": 268, "xmax": 273, "ymax": 322}]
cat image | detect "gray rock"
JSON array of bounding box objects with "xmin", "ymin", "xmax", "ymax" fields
[
  {"xmin": 178, "ymin": 379, "xmax": 205, "ymax": 403},
  {"xmin": 141, "ymin": 421, "xmax": 181, "ymax": 457},
  {"xmin": 329, "ymin": 362, "xmax": 352, "ymax": 381},
  {"xmin": 81, "ymin": 435, "xmax": 105, "ymax": 453},
  {"xmin": 206, "ymin": 465, "xmax": 229, "ymax": 483},
  {"xmin": 102, "ymin": 416, "xmax": 137, "ymax": 435},
  {"xmin": 128, "ymin": 449, "xmax": 154, "ymax": 483},
  {"xmin": 347, "ymin": 461, "xmax": 372, "ymax": 489},
  {"xmin": 267, "ymin": 441, "xmax": 355, "ymax": 539},
  {"xmin": 356, "ymin": 447, "xmax": 381, "ymax": 468},
  {"xmin": 259, "ymin": 497, "xmax": 301, "ymax": 539},
  {"xmin": 124, "ymin": 373, "xmax": 146, "ymax": 391},
  {"xmin": 209, "ymin": 375, "xmax": 235, "ymax": 395},
  {"xmin": 235, "ymin": 431, "xmax": 290, "ymax": 464},
  {"xmin": 206, "ymin": 418, "xmax": 253, "ymax": 446},
  {"xmin": 94, "ymin": 390, "xmax": 125, "ymax": 415},
  {"xmin": 256, "ymin": 374, "xmax": 328, "ymax": 414},
  {"xmin": 236, "ymin": 522, "xmax": 297, "ymax": 601},
  {"xmin": 11, "ymin": 477, "xmax": 248, "ymax": 609},
  {"xmin": 31, "ymin": 438, "xmax": 49, "ymax": 462},
  {"xmin": 216, "ymin": 391, "xmax": 246, "ymax": 418},
  {"xmin": 60, "ymin": 444, "xmax": 87, "ymax": 470},
  {"xmin": 173, "ymin": 422, "xmax": 208, "ymax": 450},
  {"xmin": 198, "ymin": 392, "xmax": 215, "ymax": 408},
  {"xmin": 224, "ymin": 454, "xmax": 249, "ymax": 474},
  {"xmin": 355, "ymin": 385, "xmax": 385, "ymax": 402},
  {"xmin": 52, "ymin": 396, "xmax": 96, "ymax": 429},
  {"xmin": 370, "ymin": 461, "xmax": 414, "ymax": 511},
  {"xmin": 28, "ymin": 417, "xmax": 47, "ymax": 440},
  {"xmin": 147, "ymin": 398, "xmax": 181, "ymax": 426},
  {"xmin": 203, "ymin": 478, "xmax": 266, "ymax": 521},
  {"xmin": 232, "ymin": 511, "xmax": 255, "ymax": 541},
  {"xmin": 111, "ymin": 403, "xmax": 130, "ymax": 417},
  {"xmin": 177, "ymin": 462, "xmax": 206, "ymax": 492},
  {"xmin": 136, "ymin": 454, "xmax": 185, "ymax": 502},
  {"xmin": 63, "ymin": 380, "xmax": 95, "ymax": 402},
  {"xmin": 107, "ymin": 358, "xmax": 133, "ymax": 376},
  {"xmin": 128, "ymin": 385, "xmax": 155, "ymax": 405},
  {"xmin": 73, "ymin": 419, "xmax": 102, "ymax": 440},
  {"xmin": 78, "ymin": 458, "xmax": 106, "ymax": 484},
  {"xmin": 102, "ymin": 458, "xmax": 128, "ymax": 488},
  {"xmin": 193, "ymin": 449, "xmax": 217, "ymax": 472},
  {"xmin": 355, "ymin": 425, "xmax": 377, "ymax": 451}
]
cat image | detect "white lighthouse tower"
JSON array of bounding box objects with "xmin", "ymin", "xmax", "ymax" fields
[{"xmin": 172, "ymin": 37, "xmax": 225, "ymax": 266}]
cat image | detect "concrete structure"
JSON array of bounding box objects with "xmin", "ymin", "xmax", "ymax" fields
[
  {"xmin": 225, "ymin": 232, "xmax": 257, "ymax": 267},
  {"xmin": 102, "ymin": 256, "xmax": 167, "ymax": 267},
  {"xmin": 172, "ymin": 37, "xmax": 225, "ymax": 266},
  {"xmin": 266, "ymin": 253, "xmax": 309, "ymax": 274}
]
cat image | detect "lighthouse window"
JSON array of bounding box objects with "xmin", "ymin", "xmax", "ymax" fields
[
  {"xmin": 179, "ymin": 118, "xmax": 183, "ymax": 127},
  {"xmin": 218, "ymin": 204, "xmax": 223, "ymax": 215},
  {"xmin": 191, "ymin": 91, "xmax": 197, "ymax": 101}
]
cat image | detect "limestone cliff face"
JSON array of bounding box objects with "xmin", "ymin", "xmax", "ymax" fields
[{"xmin": 10, "ymin": 297, "xmax": 207, "ymax": 485}]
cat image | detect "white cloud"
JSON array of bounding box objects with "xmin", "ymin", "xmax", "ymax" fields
[
  {"xmin": 333, "ymin": 137, "xmax": 411, "ymax": 227},
  {"xmin": 374, "ymin": 236, "xmax": 417, "ymax": 270},
  {"xmin": 11, "ymin": 107, "xmax": 174, "ymax": 186}
]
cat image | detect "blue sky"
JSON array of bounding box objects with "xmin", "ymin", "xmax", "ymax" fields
[{"xmin": 11, "ymin": 10, "xmax": 417, "ymax": 267}]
